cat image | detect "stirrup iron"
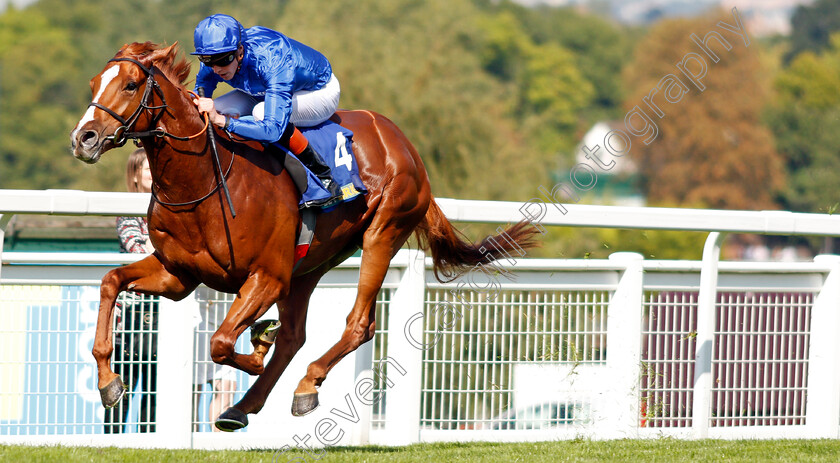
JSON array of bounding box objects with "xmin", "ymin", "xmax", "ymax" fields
[{"xmin": 250, "ymin": 319, "xmax": 281, "ymax": 344}]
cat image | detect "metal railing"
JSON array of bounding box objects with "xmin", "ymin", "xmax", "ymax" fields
[{"xmin": 2, "ymin": 189, "xmax": 840, "ymax": 448}]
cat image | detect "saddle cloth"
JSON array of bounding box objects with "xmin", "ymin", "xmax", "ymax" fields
[
  {"xmin": 275, "ymin": 121, "xmax": 367, "ymax": 210},
  {"xmin": 280, "ymin": 121, "xmax": 368, "ymax": 268}
]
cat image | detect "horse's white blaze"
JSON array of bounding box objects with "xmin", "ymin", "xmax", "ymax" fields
[{"xmin": 73, "ymin": 65, "xmax": 121, "ymax": 135}]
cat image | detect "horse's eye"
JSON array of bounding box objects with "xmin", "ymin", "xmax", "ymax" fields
[{"xmin": 125, "ymin": 81, "xmax": 138, "ymax": 91}]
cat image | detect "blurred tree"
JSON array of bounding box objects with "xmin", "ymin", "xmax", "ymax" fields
[
  {"xmin": 0, "ymin": 7, "xmax": 88, "ymax": 189},
  {"xmin": 487, "ymin": 1, "xmax": 636, "ymax": 118},
  {"xmin": 0, "ymin": 0, "xmax": 294, "ymax": 192},
  {"xmin": 0, "ymin": 0, "xmax": 631, "ymax": 204},
  {"xmin": 786, "ymin": 0, "xmax": 840, "ymax": 63},
  {"xmin": 623, "ymin": 11, "xmax": 785, "ymax": 210},
  {"xmin": 276, "ymin": 0, "xmax": 549, "ymax": 201},
  {"xmin": 472, "ymin": 9, "xmax": 595, "ymax": 156},
  {"xmin": 767, "ymin": 33, "xmax": 840, "ymax": 214}
]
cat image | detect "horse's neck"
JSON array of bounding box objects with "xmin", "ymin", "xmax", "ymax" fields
[{"xmin": 147, "ymin": 82, "xmax": 221, "ymax": 201}]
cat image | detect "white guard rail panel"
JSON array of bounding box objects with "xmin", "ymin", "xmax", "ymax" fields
[{"xmin": 2, "ymin": 190, "xmax": 840, "ymax": 448}]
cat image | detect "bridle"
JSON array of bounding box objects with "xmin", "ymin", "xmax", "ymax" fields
[
  {"xmin": 89, "ymin": 57, "xmax": 208, "ymax": 147},
  {"xmin": 89, "ymin": 57, "xmax": 234, "ymax": 214}
]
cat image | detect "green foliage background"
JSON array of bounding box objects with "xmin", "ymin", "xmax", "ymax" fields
[
  {"xmin": 0, "ymin": 0, "xmax": 629, "ymax": 202},
  {"xmin": 3, "ymin": 0, "xmax": 840, "ymax": 258}
]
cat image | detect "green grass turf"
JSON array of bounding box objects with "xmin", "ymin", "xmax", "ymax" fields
[{"xmin": 3, "ymin": 439, "xmax": 840, "ymax": 462}]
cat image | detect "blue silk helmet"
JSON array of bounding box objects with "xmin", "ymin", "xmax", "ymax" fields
[{"xmin": 192, "ymin": 14, "xmax": 246, "ymax": 55}]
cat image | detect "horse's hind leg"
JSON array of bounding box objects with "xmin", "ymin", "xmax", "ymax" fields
[
  {"xmin": 293, "ymin": 187, "xmax": 426, "ymax": 415},
  {"xmin": 94, "ymin": 254, "xmax": 196, "ymax": 408},
  {"xmin": 214, "ymin": 271, "xmax": 321, "ymax": 431},
  {"xmin": 292, "ymin": 235, "xmax": 406, "ymax": 415}
]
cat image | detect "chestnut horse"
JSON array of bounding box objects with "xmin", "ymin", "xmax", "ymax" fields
[{"xmin": 70, "ymin": 42, "xmax": 537, "ymax": 430}]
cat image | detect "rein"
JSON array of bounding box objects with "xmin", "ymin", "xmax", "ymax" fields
[
  {"xmin": 150, "ymin": 144, "xmax": 235, "ymax": 208},
  {"xmin": 93, "ymin": 57, "xmax": 234, "ymax": 215}
]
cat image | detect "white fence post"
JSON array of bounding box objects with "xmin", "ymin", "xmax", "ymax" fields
[
  {"xmin": 692, "ymin": 231, "xmax": 725, "ymax": 438},
  {"xmin": 352, "ymin": 341, "xmax": 373, "ymax": 445},
  {"xmin": 806, "ymin": 254, "xmax": 840, "ymax": 438},
  {"xmin": 382, "ymin": 249, "xmax": 425, "ymax": 445},
  {"xmin": 603, "ymin": 252, "xmax": 644, "ymax": 438},
  {"xmin": 154, "ymin": 296, "xmax": 196, "ymax": 448},
  {"xmin": 0, "ymin": 214, "xmax": 12, "ymax": 280}
]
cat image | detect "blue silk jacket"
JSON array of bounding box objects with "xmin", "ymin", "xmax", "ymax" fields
[{"xmin": 195, "ymin": 26, "xmax": 333, "ymax": 142}]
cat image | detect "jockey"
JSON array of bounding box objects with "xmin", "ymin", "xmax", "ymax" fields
[{"xmin": 191, "ymin": 13, "xmax": 342, "ymax": 208}]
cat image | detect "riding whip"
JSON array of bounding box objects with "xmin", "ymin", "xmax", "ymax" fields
[{"xmin": 198, "ymin": 87, "xmax": 236, "ymax": 218}]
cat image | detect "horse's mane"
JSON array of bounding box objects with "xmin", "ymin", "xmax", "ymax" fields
[{"xmin": 114, "ymin": 42, "xmax": 192, "ymax": 88}]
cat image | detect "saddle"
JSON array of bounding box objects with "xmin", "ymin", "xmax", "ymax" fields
[
  {"xmin": 284, "ymin": 120, "xmax": 366, "ymax": 210},
  {"xmin": 266, "ymin": 120, "xmax": 368, "ymax": 270}
]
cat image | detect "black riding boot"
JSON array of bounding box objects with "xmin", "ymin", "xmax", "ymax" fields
[{"xmin": 297, "ymin": 144, "xmax": 343, "ymax": 207}]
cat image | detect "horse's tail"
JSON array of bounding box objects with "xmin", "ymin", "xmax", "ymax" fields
[{"xmin": 414, "ymin": 198, "xmax": 541, "ymax": 283}]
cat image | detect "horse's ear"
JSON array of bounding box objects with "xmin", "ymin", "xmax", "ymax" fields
[
  {"xmin": 169, "ymin": 42, "xmax": 192, "ymax": 85},
  {"xmin": 162, "ymin": 42, "xmax": 179, "ymax": 60},
  {"xmin": 148, "ymin": 43, "xmax": 177, "ymax": 66},
  {"xmin": 146, "ymin": 42, "xmax": 192, "ymax": 85},
  {"xmin": 113, "ymin": 43, "xmax": 133, "ymax": 58}
]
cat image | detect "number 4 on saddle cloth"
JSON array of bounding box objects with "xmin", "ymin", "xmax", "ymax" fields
[
  {"xmin": 285, "ymin": 121, "xmax": 367, "ymax": 210},
  {"xmin": 275, "ymin": 121, "xmax": 368, "ymax": 270}
]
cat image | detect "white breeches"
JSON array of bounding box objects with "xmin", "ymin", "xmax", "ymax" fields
[{"xmin": 216, "ymin": 73, "xmax": 340, "ymax": 128}]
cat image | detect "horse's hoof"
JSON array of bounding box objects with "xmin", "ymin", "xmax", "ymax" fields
[
  {"xmin": 98, "ymin": 376, "xmax": 127, "ymax": 409},
  {"xmin": 250, "ymin": 319, "xmax": 281, "ymax": 344},
  {"xmin": 292, "ymin": 392, "xmax": 319, "ymax": 416},
  {"xmin": 215, "ymin": 407, "xmax": 249, "ymax": 432}
]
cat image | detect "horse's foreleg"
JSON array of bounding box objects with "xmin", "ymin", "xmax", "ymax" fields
[
  {"xmin": 94, "ymin": 254, "xmax": 196, "ymax": 408},
  {"xmin": 214, "ymin": 272, "xmax": 320, "ymax": 431},
  {"xmin": 209, "ymin": 272, "xmax": 288, "ymax": 375}
]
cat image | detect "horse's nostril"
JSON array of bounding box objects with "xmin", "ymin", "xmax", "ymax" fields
[{"xmin": 81, "ymin": 130, "xmax": 98, "ymax": 147}]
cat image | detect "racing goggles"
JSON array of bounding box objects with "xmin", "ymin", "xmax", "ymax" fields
[{"xmin": 198, "ymin": 50, "xmax": 237, "ymax": 67}]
